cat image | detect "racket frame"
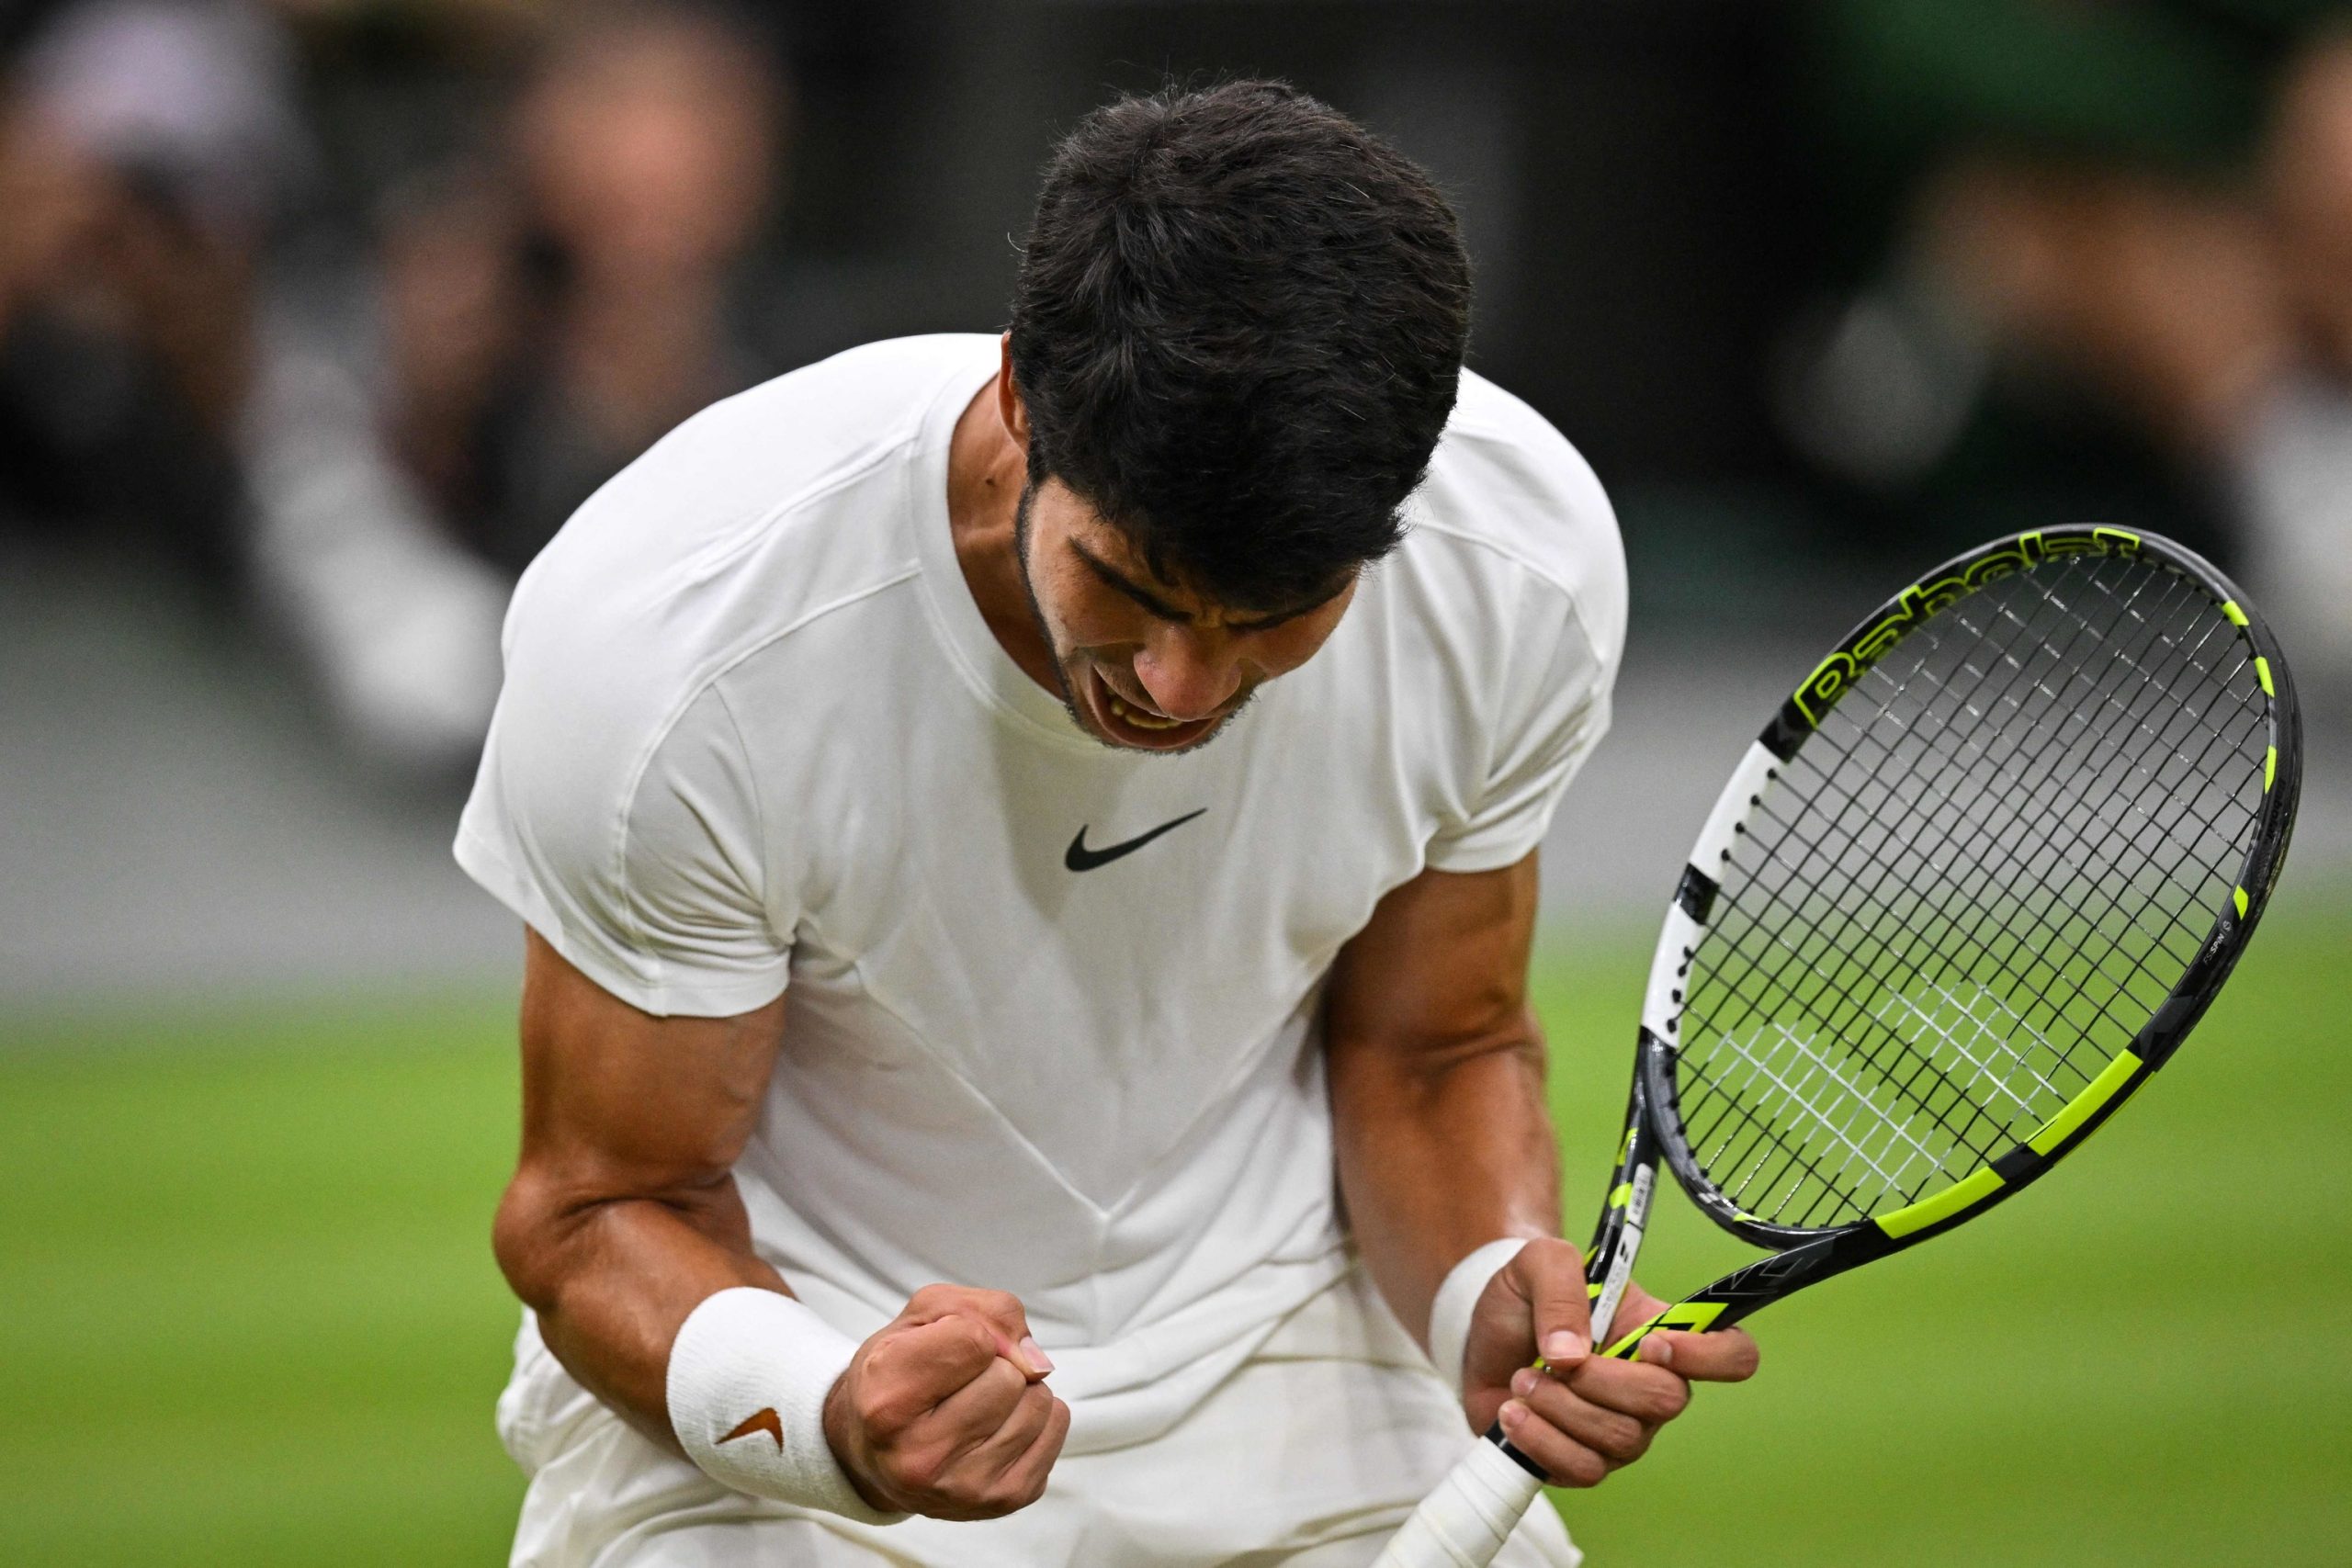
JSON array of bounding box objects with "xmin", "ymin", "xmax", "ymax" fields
[
  {"xmin": 1387, "ymin": 524, "xmax": 2304, "ymax": 1559},
  {"xmin": 1586, "ymin": 525, "xmax": 2301, "ymax": 1364}
]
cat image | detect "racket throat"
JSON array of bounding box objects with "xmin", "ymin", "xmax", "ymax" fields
[
  {"xmin": 1601, "ymin": 1230, "xmax": 1863, "ymax": 1359},
  {"xmin": 1588, "ymin": 1164, "xmax": 1653, "ymax": 1346}
]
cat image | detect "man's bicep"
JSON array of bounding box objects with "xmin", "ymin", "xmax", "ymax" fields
[
  {"xmin": 1326, "ymin": 852, "xmax": 1543, "ymax": 1063},
  {"xmin": 516, "ymin": 927, "xmax": 788, "ymax": 1201}
]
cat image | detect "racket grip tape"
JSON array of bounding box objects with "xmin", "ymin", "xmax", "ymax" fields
[{"xmin": 1371, "ymin": 1435, "xmax": 1545, "ymax": 1568}]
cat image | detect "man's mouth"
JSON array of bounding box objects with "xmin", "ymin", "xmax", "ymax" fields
[
  {"xmin": 1089, "ymin": 668, "xmax": 1218, "ymax": 748},
  {"xmin": 1106, "ymin": 692, "xmax": 1185, "ymax": 730}
]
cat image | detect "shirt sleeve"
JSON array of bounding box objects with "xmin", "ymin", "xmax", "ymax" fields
[
  {"xmin": 456, "ymin": 676, "xmax": 791, "ymax": 1019},
  {"xmin": 1424, "ymin": 576, "xmax": 1620, "ymax": 874}
]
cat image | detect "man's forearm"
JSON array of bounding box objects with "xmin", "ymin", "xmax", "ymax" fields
[
  {"xmin": 501, "ymin": 931, "xmax": 799, "ymax": 1453},
  {"xmin": 493, "ymin": 1172, "xmax": 787, "ymax": 1453},
  {"xmin": 1329, "ymin": 1008, "xmax": 1564, "ymax": 1351}
]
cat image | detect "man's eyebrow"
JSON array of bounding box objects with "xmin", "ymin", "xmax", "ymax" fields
[
  {"xmin": 1069, "ymin": 539, "xmax": 1187, "ymax": 620},
  {"xmin": 1227, "ymin": 576, "xmax": 1352, "ymax": 630},
  {"xmin": 1069, "ymin": 539, "xmax": 1350, "ymax": 630}
]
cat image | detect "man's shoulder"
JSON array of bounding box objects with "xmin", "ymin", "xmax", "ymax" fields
[
  {"xmin": 691, "ymin": 333, "xmax": 999, "ymax": 469},
  {"xmin": 494, "ymin": 334, "xmax": 989, "ymax": 757},
  {"xmin": 543, "ymin": 333, "xmax": 990, "ymax": 566},
  {"xmin": 1406, "ymin": 370, "xmax": 1627, "ymax": 659}
]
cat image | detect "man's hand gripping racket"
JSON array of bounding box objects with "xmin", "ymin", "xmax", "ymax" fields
[{"xmin": 1378, "ymin": 527, "xmax": 2302, "ymax": 1567}]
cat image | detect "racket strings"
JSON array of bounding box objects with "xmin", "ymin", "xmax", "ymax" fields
[
  {"xmin": 1740, "ymin": 570, "xmax": 2244, "ymax": 1090},
  {"xmin": 1702, "ymin": 569, "xmax": 2263, "ymax": 1220},
  {"xmin": 1682, "ymin": 599, "xmax": 2138, "ymax": 1199},
  {"xmin": 1768, "ymin": 567, "xmax": 2240, "ymax": 1082},
  {"xmin": 1849, "ymin": 566, "xmax": 2258, "ymax": 1039},
  {"xmin": 1690, "ymin": 699, "xmax": 2223, "ymax": 1216},
  {"xmin": 1669, "ymin": 554, "xmax": 2268, "ymax": 1231},
  {"xmin": 1683, "ymin": 570, "xmax": 2211, "ymax": 1213},
  {"xmin": 1696, "ymin": 566, "xmax": 2263, "ymax": 1221}
]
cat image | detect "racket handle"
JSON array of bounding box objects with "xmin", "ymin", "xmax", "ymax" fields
[{"xmin": 1372, "ymin": 1433, "xmax": 1544, "ymax": 1568}]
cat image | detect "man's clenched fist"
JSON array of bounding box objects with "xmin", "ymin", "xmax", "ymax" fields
[{"xmin": 821, "ymin": 1285, "xmax": 1070, "ymax": 1520}]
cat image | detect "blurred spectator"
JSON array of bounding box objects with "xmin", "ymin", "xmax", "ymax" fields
[
  {"xmin": 391, "ymin": 1, "xmax": 781, "ymax": 571},
  {"xmin": 1783, "ymin": 0, "xmax": 2352, "ymax": 705},
  {"xmin": 0, "ymin": 0, "xmax": 306, "ymax": 581},
  {"xmin": 243, "ymin": 0, "xmax": 788, "ymax": 774}
]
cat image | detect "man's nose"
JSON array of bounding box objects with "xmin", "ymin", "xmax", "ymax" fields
[{"xmin": 1133, "ymin": 626, "xmax": 1242, "ymax": 721}]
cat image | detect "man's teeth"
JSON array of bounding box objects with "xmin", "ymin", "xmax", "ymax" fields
[{"xmin": 1109, "ymin": 694, "xmax": 1184, "ymax": 730}]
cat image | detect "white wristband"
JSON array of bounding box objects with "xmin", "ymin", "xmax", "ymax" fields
[
  {"xmin": 1427, "ymin": 1238, "xmax": 1529, "ymax": 1397},
  {"xmin": 665, "ymin": 1287, "xmax": 906, "ymax": 1525}
]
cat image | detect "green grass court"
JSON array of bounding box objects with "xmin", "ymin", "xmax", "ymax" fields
[{"xmin": 5, "ymin": 894, "xmax": 2347, "ymax": 1566}]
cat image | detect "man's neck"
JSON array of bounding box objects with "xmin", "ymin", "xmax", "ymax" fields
[{"xmin": 944, "ymin": 383, "xmax": 1061, "ymax": 695}]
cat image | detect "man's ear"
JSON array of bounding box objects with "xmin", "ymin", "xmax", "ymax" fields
[{"xmin": 997, "ymin": 333, "xmax": 1030, "ymax": 452}]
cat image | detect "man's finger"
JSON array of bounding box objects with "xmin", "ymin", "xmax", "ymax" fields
[
  {"xmin": 904, "ymin": 1286, "xmax": 1054, "ymax": 1378},
  {"xmin": 1508, "ymin": 1368, "xmax": 1651, "ymax": 1463},
  {"xmin": 888, "ymin": 1313, "xmax": 1005, "ymax": 1395},
  {"xmin": 1636, "ymin": 1326, "xmax": 1758, "ymax": 1382},
  {"xmin": 1555, "ymin": 1355, "xmax": 1690, "ymax": 1426},
  {"xmin": 922, "ymin": 1347, "xmax": 1031, "ymax": 1448},
  {"xmin": 989, "ymin": 1392, "xmax": 1071, "ymax": 1510},
  {"xmin": 1510, "ymin": 1236, "xmax": 1592, "ymax": 1364},
  {"xmin": 956, "ymin": 1379, "xmax": 1059, "ymax": 1484},
  {"xmin": 1493, "ymin": 1399, "xmax": 1611, "ymax": 1489}
]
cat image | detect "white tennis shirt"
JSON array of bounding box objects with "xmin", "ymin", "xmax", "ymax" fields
[{"xmin": 456, "ymin": 333, "xmax": 1626, "ymax": 1452}]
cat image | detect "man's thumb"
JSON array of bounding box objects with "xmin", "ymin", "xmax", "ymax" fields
[{"xmin": 1517, "ymin": 1237, "xmax": 1592, "ymax": 1365}]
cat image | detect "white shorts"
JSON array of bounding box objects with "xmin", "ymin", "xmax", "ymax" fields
[{"xmin": 499, "ymin": 1267, "xmax": 1579, "ymax": 1567}]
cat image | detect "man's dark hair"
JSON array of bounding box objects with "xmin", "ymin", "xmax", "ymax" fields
[{"xmin": 1008, "ymin": 81, "xmax": 1472, "ymax": 611}]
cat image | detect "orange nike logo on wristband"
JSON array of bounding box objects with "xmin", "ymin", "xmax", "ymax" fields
[{"xmin": 719, "ymin": 1408, "xmax": 785, "ymax": 1450}]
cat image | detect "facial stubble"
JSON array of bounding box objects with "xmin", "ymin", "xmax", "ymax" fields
[{"xmin": 1011, "ymin": 479, "xmax": 1251, "ymax": 756}]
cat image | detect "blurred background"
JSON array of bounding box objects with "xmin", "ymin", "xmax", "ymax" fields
[{"xmin": 2, "ymin": 1, "xmax": 2346, "ymax": 1563}]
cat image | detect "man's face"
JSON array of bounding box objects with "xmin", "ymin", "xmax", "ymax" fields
[{"xmin": 1012, "ymin": 477, "xmax": 1358, "ymax": 753}]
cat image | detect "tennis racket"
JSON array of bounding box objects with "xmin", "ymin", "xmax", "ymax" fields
[{"xmin": 1375, "ymin": 525, "xmax": 2301, "ymax": 1567}]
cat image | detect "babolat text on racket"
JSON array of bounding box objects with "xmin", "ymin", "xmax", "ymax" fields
[{"xmin": 1376, "ymin": 525, "xmax": 2301, "ymax": 1567}]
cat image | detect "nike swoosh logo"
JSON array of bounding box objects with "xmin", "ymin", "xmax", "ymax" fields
[
  {"xmin": 718, "ymin": 1408, "xmax": 785, "ymax": 1450},
  {"xmin": 1065, "ymin": 808, "xmax": 1207, "ymax": 872}
]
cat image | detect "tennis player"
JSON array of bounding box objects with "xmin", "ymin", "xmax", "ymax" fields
[{"xmin": 460, "ymin": 81, "xmax": 1758, "ymax": 1567}]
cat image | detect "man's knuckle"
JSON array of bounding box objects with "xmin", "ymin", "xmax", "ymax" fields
[
  {"xmin": 1555, "ymin": 1448, "xmax": 1608, "ymax": 1488},
  {"xmin": 893, "ymin": 1454, "xmax": 940, "ymax": 1494},
  {"xmin": 951, "ymin": 1470, "xmax": 1017, "ymax": 1517},
  {"xmin": 1559, "ymin": 1360, "xmax": 1605, "ymax": 1397},
  {"xmin": 860, "ymin": 1385, "xmax": 918, "ymax": 1438},
  {"xmin": 1523, "ymin": 1378, "xmax": 1574, "ymax": 1427},
  {"xmin": 1597, "ymin": 1413, "xmax": 1646, "ymax": 1459}
]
